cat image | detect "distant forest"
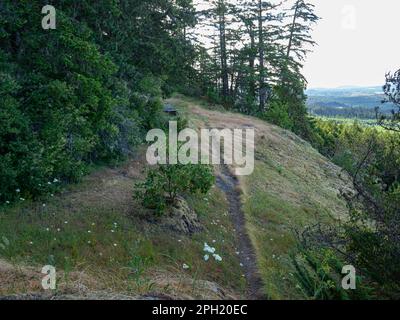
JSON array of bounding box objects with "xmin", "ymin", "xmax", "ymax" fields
[{"xmin": 306, "ymin": 86, "xmax": 393, "ymax": 120}]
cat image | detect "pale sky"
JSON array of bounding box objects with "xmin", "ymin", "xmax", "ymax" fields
[
  {"xmin": 193, "ymin": 0, "xmax": 400, "ymax": 89},
  {"xmin": 303, "ymin": 0, "xmax": 400, "ymax": 88}
]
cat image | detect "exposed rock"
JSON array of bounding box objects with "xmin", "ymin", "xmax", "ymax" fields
[{"xmin": 161, "ymin": 197, "xmax": 203, "ymax": 235}]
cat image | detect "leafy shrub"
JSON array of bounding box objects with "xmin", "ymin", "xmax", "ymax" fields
[
  {"xmin": 295, "ymin": 121, "xmax": 400, "ymax": 298},
  {"xmin": 0, "ymin": 2, "xmax": 176, "ymax": 204},
  {"xmin": 291, "ymin": 246, "xmax": 373, "ymax": 300},
  {"xmin": 134, "ymin": 164, "xmax": 215, "ymax": 216},
  {"xmin": 261, "ymin": 99, "xmax": 293, "ymax": 130}
]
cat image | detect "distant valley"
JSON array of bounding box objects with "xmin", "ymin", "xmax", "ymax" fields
[{"xmin": 306, "ymin": 86, "xmax": 393, "ymax": 120}]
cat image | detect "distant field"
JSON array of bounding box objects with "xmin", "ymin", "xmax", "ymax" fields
[
  {"xmin": 312, "ymin": 116, "xmax": 381, "ymax": 127},
  {"xmin": 306, "ymin": 86, "xmax": 392, "ymax": 120}
]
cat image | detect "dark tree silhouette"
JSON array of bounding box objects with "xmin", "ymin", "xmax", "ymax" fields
[{"xmin": 377, "ymin": 69, "xmax": 400, "ymax": 132}]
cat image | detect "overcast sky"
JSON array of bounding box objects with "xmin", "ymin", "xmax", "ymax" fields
[
  {"xmin": 193, "ymin": 0, "xmax": 399, "ymax": 88},
  {"xmin": 303, "ymin": 0, "xmax": 400, "ymax": 88}
]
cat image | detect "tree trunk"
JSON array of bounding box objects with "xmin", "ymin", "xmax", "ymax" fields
[
  {"xmin": 258, "ymin": 0, "xmax": 267, "ymax": 112},
  {"xmin": 218, "ymin": 1, "xmax": 229, "ymax": 100},
  {"xmin": 286, "ymin": 0, "xmax": 300, "ymax": 59},
  {"xmin": 249, "ymin": 25, "xmax": 256, "ymax": 101}
]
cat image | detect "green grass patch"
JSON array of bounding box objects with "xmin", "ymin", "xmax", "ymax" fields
[{"xmin": 0, "ymin": 159, "xmax": 246, "ymax": 298}]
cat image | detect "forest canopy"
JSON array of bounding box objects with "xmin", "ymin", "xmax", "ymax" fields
[{"xmin": 0, "ymin": 0, "xmax": 318, "ymax": 203}]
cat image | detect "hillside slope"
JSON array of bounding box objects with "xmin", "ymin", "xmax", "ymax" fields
[
  {"xmin": 170, "ymin": 95, "xmax": 353, "ymax": 299},
  {"xmin": 0, "ymin": 95, "xmax": 352, "ymax": 300}
]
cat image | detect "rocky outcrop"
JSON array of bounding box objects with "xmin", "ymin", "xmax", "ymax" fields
[{"xmin": 161, "ymin": 197, "xmax": 203, "ymax": 235}]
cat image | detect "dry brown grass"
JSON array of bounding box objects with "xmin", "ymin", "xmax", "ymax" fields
[
  {"xmin": 1, "ymin": 94, "xmax": 354, "ymax": 300},
  {"xmin": 169, "ymin": 94, "xmax": 354, "ymax": 299},
  {"xmin": 0, "ymin": 140, "xmax": 245, "ymax": 299},
  {"xmin": 0, "ymin": 259, "xmax": 100, "ymax": 298}
]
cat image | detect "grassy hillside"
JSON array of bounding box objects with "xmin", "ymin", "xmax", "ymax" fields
[
  {"xmin": 0, "ymin": 95, "xmax": 352, "ymax": 300},
  {"xmin": 170, "ymin": 95, "xmax": 352, "ymax": 299},
  {"xmin": 0, "ymin": 148, "xmax": 246, "ymax": 299}
]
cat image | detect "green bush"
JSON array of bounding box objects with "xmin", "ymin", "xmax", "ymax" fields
[
  {"xmin": 261, "ymin": 99, "xmax": 293, "ymax": 130},
  {"xmin": 291, "ymin": 247, "xmax": 373, "ymax": 300},
  {"xmin": 300, "ymin": 120, "xmax": 400, "ymax": 299},
  {"xmin": 134, "ymin": 164, "xmax": 215, "ymax": 216},
  {"xmin": 0, "ymin": 0, "xmax": 198, "ymax": 205}
]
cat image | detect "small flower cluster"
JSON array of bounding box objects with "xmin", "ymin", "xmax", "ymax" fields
[
  {"xmin": 3, "ymin": 178, "xmax": 61, "ymax": 206},
  {"xmin": 203, "ymin": 242, "xmax": 222, "ymax": 262}
]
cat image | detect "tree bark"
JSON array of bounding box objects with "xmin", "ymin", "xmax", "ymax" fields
[
  {"xmin": 249, "ymin": 25, "xmax": 256, "ymax": 101},
  {"xmin": 218, "ymin": 0, "xmax": 229, "ymax": 99},
  {"xmin": 258, "ymin": 0, "xmax": 267, "ymax": 112}
]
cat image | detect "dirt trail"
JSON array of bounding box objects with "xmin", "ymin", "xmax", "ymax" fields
[
  {"xmin": 174, "ymin": 97, "xmax": 266, "ymax": 299},
  {"xmin": 216, "ymin": 165, "xmax": 265, "ymax": 300}
]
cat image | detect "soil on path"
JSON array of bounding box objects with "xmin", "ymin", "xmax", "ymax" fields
[{"xmin": 216, "ymin": 165, "xmax": 266, "ymax": 300}]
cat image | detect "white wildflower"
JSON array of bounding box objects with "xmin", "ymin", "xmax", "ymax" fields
[
  {"xmin": 204, "ymin": 255, "xmax": 210, "ymax": 262},
  {"xmin": 213, "ymin": 254, "xmax": 222, "ymax": 262},
  {"xmin": 183, "ymin": 263, "xmax": 190, "ymax": 270},
  {"xmin": 203, "ymin": 243, "xmax": 216, "ymax": 254}
]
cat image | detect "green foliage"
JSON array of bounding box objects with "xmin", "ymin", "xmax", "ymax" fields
[
  {"xmin": 128, "ymin": 254, "xmax": 153, "ymax": 288},
  {"xmin": 292, "ymin": 247, "xmax": 373, "ymax": 300},
  {"xmin": 261, "ymin": 98, "xmax": 292, "ymax": 130},
  {"xmin": 257, "ymin": 67, "xmax": 321, "ymax": 145},
  {"xmin": 305, "ymin": 119, "xmax": 400, "ymax": 299},
  {"xmin": 0, "ymin": 0, "xmax": 198, "ymax": 204},
  {"xmin": 276, "ymin": 74, "xmax": 315, "ymax": 141},
  {"xmin": 134, "ymin": 164, "xmax": 215, "ymax": 216}
]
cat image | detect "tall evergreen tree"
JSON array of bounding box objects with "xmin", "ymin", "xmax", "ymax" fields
[
  {"xmin": 284, "ymin": 0, "xmax": 319, "ymax": 70},
  {"xmin": 196, "ymin": 0, "xmax": 237, "ymax": 102},
  {"xmin": 377, "ymin": 70, "xmax": 400, "ymax": 132}
]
